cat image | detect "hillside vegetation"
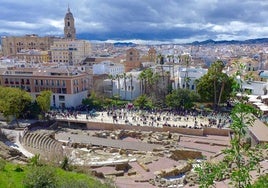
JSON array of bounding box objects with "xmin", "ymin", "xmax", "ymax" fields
[{"xmin": 0, "ymin": 159, "xmax": 113, "ymax": 188}]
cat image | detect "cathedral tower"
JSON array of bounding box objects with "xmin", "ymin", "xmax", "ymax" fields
[{"xmin": 64, "ymin": 6, "xmax": 76, "ymax": 39}]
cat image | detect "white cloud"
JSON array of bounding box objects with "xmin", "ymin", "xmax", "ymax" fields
[{"xmin": 0, "ymin": 0, "xmax": 268, "ymax": 42}]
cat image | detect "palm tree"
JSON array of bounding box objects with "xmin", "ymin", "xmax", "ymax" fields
[
  {"xmin": 157, "ymin": 54, "xmax": 164, "ymax": 65},
  {"xmin": 122, "ymin": 73, "xmax": 127, "ymax": 100},
  {"xmin": 108, "ymin": 74, "xmax": 115, "ymax": 97},
  {"xmin": 129, "ymin": 73, "xmax": 133, "ymax": 100},
  {"xmin": 115, "ymin": 74, "xmax": 122, "ymax": 99},
  {"xmin": 177, "ymin": 55, "xmax": 181, "ymax": 64},
  {"xmin": 183, "ymin": 55, "xmax": 191, "ymax": 89},
  {"xmin": 210, "ymin": 60, "xmax": 224, "ymax": 109},
  {"xmin": 138, "ymin": 71, "xmax": 146, "ymax": 95}
]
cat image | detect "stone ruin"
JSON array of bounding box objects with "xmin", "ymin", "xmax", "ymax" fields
[
  {"xmin": 57, "ymin": 128, "xmax": 205, "ymax": 187},
  {"xmin": 21, "ymin": 130, "xmax": 63, "ymax": 161}
]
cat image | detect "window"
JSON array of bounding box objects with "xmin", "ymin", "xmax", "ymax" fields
[
  {"xmin": 62, "ymin": 88, "xmax": 67, "ymax": 94},
  {"xmin": 53, "ymin": 95, "xmax": 56, "ymax": 107},
  {"xmin": 59, "ymin": 95, "xmax": 65, "ymax": 101}
]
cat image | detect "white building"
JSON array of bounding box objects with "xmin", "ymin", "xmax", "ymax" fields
[
  {"xmin": 93, "ymin": 61, "xmax": 125, "ymax": 76},
  {"xmin": 174, "ymin": 66, "xmax": 208, "ymax": 90},
  {"xmin": 242, "ymin": 81, "xmax": 268, "ymax": 95},
  {"xmin": 103, "ymin": 71, "xmax": 141, "ymax": 100},
  {"xmin": 51, "ymin": 39, "xmax": 92, "ymax": 65}
]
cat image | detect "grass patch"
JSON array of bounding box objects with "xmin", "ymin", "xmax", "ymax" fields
[{"xmin": 0, "ymin": 160, "xmax": 112, "ymax": 188}]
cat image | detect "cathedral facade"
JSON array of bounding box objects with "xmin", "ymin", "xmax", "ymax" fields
[{"xmin": 64, "ymin": 6, "xmax": 76, "ymax": 39}]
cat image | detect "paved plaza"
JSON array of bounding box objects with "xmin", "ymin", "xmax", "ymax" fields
[{"xmin": 52, "ymin": 108, "xmax": 231, "ymax": 130}]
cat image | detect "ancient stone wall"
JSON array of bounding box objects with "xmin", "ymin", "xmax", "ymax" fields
[
  {"xmin": 169, "ymin": 150, "xmax": 203, "ymax": 161},
  {"xmin": 21, "ymin": 131, "xmax": 63, "ymax": 161},
  {"xmin": 86, "ymin": 122, "xmax": 231, "ymax": 136},
  {"xmin": 203, "ymin": 127, "xmax": 231, "ymax": 136},
  {"xmin": 57, "ymin": 120, "xmax": 231, "ymax": 137}
]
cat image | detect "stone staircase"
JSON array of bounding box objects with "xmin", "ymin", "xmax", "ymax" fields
[{"xmin": 21, "ymin": 130, "xmax": 63, "ymax": 161}]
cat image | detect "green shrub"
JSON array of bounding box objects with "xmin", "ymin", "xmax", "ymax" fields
[
  {"xmin": 60, "ymin": 156, "xmax": 70, "ymax": 171},
  {"xmin": 0, "ymin": 158, "xmax": 6, "ymax": 171},
  {"xmin": 252, "ymin": 174, "xmax": 268, "ymax": 188},
  {"xmin": 23, "ymin": 166, "xmax": 57, "ymax": 188},
  {"xmin": 14, "ymin": 165, "xmax": 23, "ymax": 172},
  {"xmin": 59, "ymin": 179, "xmax": 89, "ymax": 188}
]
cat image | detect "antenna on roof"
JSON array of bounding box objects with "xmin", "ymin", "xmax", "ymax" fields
[{"xmin": 68, "ymin": 3, "xmax": 70, "ymax": 12}]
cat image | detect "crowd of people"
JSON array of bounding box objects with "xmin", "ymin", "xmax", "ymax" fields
[{"xmin": 50, "ymin": 106, "xmax": 232, "ymax": 130}]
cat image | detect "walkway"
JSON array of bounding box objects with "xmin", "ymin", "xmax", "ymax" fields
[{"xmin": 56, "ymin": 131, "xmax": 162, "ymax": 151}]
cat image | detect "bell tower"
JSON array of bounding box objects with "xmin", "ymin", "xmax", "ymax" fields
[{"xmin": 64, "ymin": 6, "xmax": 76, "ymax": 39}]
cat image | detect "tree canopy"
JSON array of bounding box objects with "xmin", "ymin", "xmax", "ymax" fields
[
  {"xmin": 133, "ymin": 94, "xmax": 153, "ymax": 110},
  {"xmin": 36, "ymin": 90, "xmax": 52, "ymax": 115},
  {"xmin": 82, "ymin": 91, "xmax": 104, "ymax": 110},
  {"xmin": 165, "ymin": 88, "xmax": 200, "ymax": 110},
  {"xmin": 0, "ymin": 86, "xmax": 32, "ymax": 122},
  {"xmin": 196, "ymin": 60, "xmax": 234, "ymax": 108}
]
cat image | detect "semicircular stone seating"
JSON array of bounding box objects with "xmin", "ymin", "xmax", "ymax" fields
[{"xmin": 21, "ymin": 131, "xmax": 63, "ymax": 160}]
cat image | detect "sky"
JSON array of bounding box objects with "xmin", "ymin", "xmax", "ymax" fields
[{"xmin": 1, "ymin": 0, "xmax": 268, "ymax": 44}]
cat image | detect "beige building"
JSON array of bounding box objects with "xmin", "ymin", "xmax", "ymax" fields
[
  {"xmin": 1, "ymin": 34, "xmax": 54, "ymax": 57},
  {"xmin": 148, "ymin": 47, "xmax": 157, "ymax": 62},
  {"xmin": 0, "ymin": 64, "xmax": 93, "ymax": 108},
  {"xmin": 50, "ymin": 39, "xmax": 92, "ymax": 65},
  {"xmin": 51, "ymin": 6, "xmax": 91, "ymax": 65},
  {"xmin": 124, "ymin": 48, "xmax": 141, "ymax": 72},
  {"xmin": 16, "ymin": 50, "xmax": 51, "ymax": 63}
]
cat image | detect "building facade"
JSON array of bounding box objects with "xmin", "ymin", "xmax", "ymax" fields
[
  {"xmin": 16, "ymin": 50, "xmax": 50, "ymax": 63},
  {"xmin": 175, "ymin": 66, "xmax": 208, "ymax": 90},
  {"xmin": 64, "ymin": 7, "xmax": 76, "ymax": 39},
  {"xmin": 148, "ymin": 47, "xmax": 157, "ymax": 62},
  {"xmin": 124, "ymin": 48, "xmax": 141, "ymax": 72},
  {"xmin": 1, "ymin": 34, "xmax": 54, "ymax": 57},
  {"xmin": 92, "ymin": 61, "xmax": 125, "ymax": 76},
  {"xmin": 50, "ymin": 39, "xmax": 91, "ymax": 65},
  {"xmin": 103, "ymin": 71, "xmax": 141, "ymax": 100},
  {"xmin": 0, "ymin": 64, "xmax": 92, "ymax": 108}
]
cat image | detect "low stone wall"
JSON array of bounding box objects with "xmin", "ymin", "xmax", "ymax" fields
[
  {"xmin": 169, "ymin": 149, "xmax": 203, "ymax": 161},
  {"xmin": 203, "ymin": 127, "xmax": 231, "ymax": 136},
  {"xmin": 163, "ymin": 126, "xmax": 204, "ymax": 136},
  {"xmin": 57, "ymin": 120, "xmax": 231, "ymax": 137},
  {"xmin": 86, "ymin": 121, "xmax": 232, "ymax": 136},
  {"xmin": 154, "ymin": 162, "xmax": 192, "ymax": 178}
]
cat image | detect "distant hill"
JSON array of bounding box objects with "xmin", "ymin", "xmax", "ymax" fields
[
  {"xmin": 113, "ymin": 42, "xmax": 136, "ymax": 47},
  {"xmin": 190, "ymin": 38, "xmax": 268, "ymax": 45}
]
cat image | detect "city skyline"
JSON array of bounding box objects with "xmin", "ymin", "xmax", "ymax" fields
[{"xmin": 1, "ymin": 0, "xmax": 268, "ymax": 44}]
